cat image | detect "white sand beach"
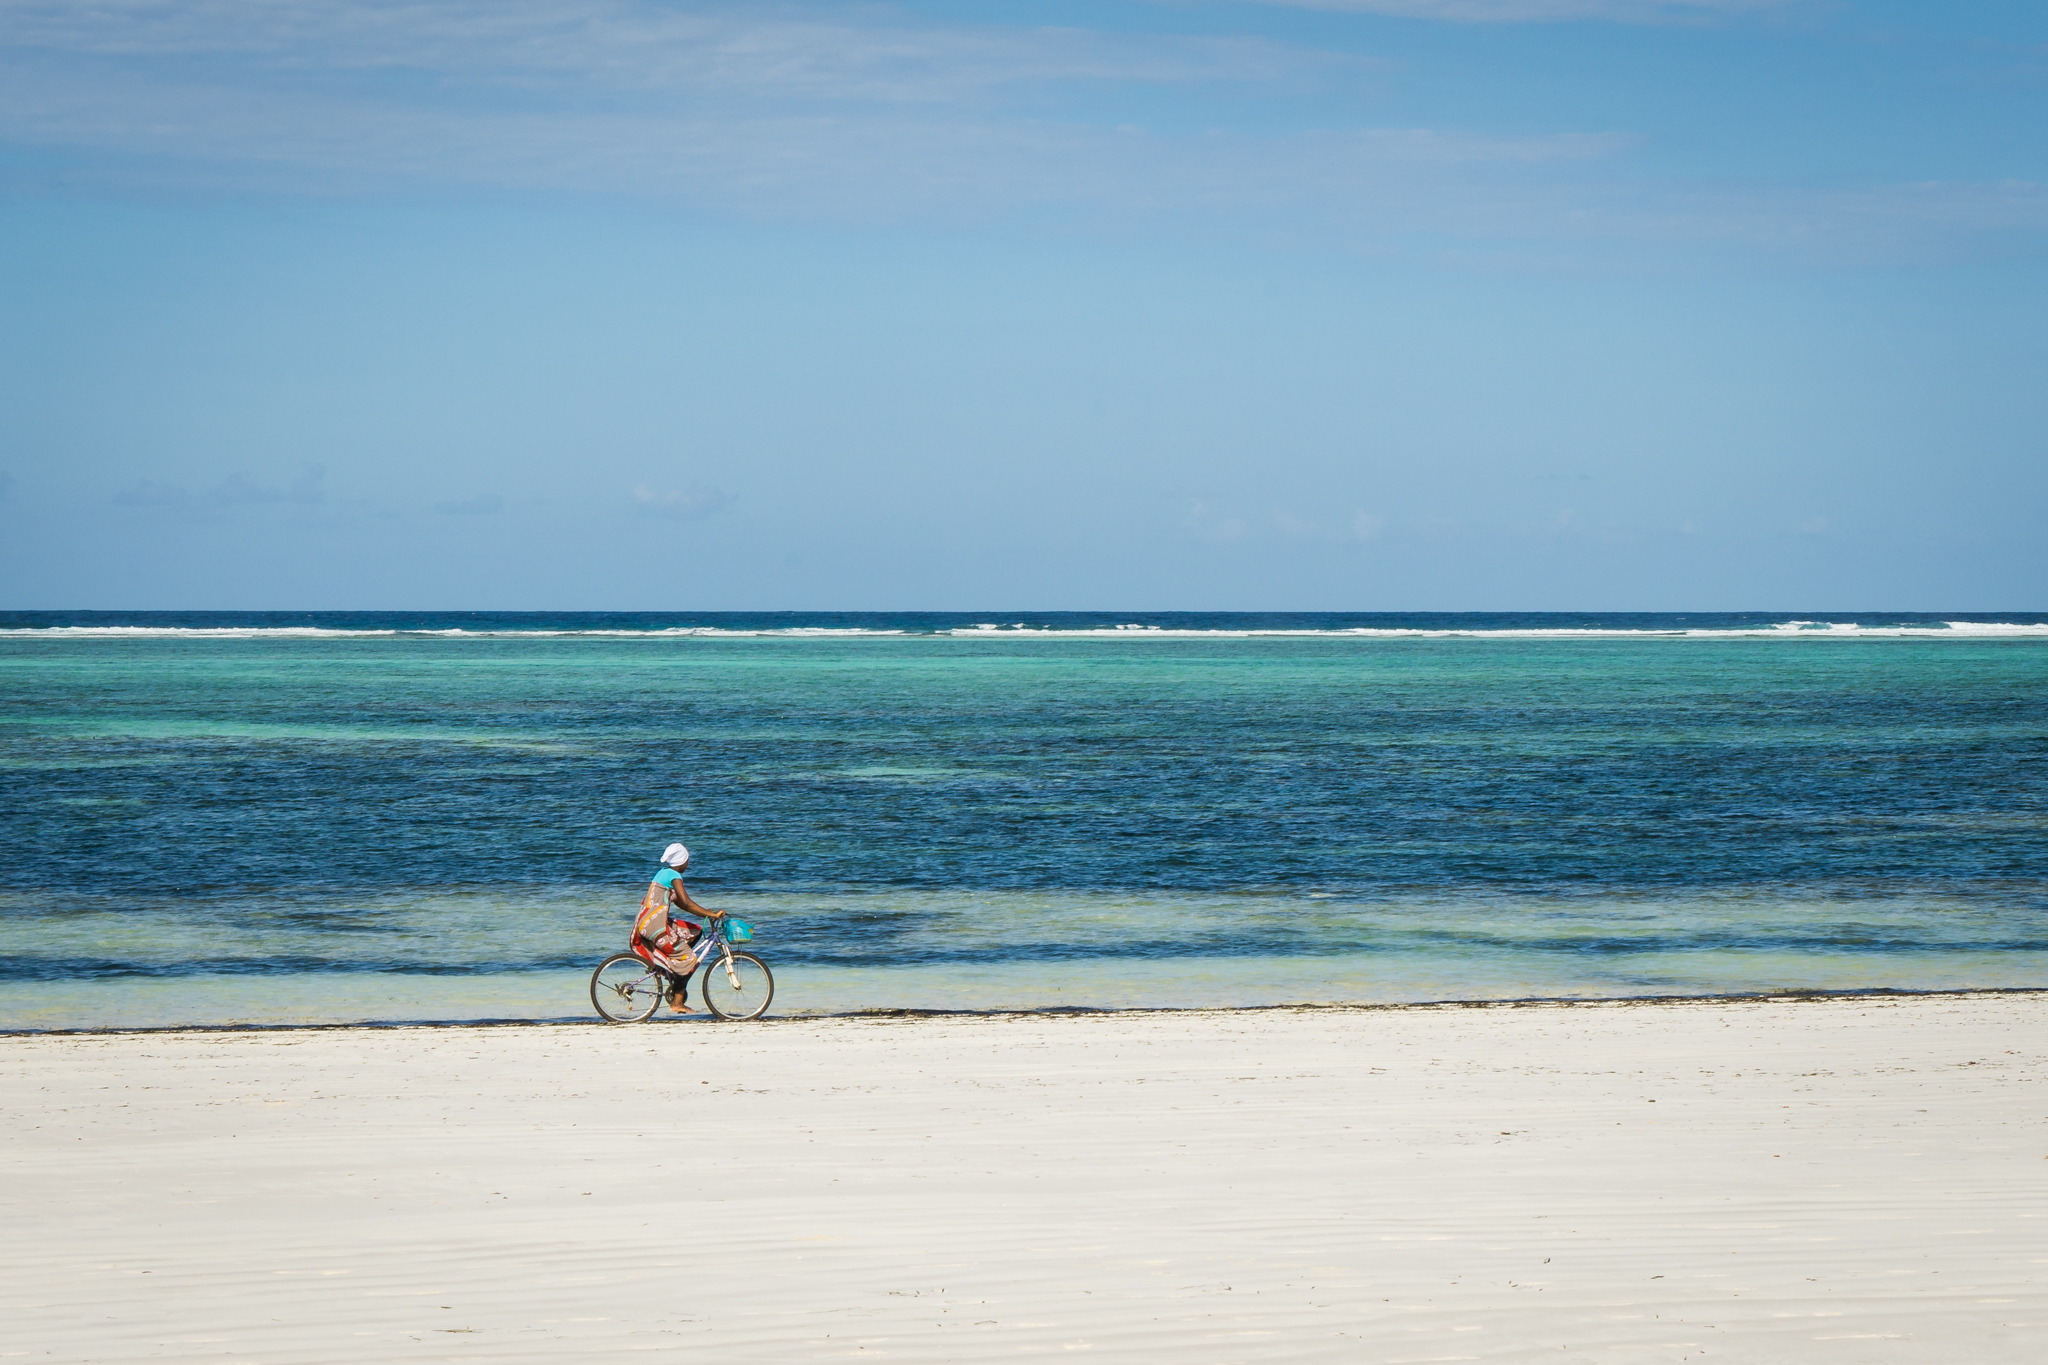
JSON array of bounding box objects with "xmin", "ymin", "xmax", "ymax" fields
[{"xmin": 5, "ymin": 993, "xmax": 2044, "ymax": 1363}]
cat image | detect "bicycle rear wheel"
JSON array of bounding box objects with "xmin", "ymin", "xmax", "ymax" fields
[
  {"xmin": 590, "ymin": 952, "xmax": 668, "ymax": 1023},
  {"xmin": 700, "ymin": 952, "xmax": 773, "ymax": 1021}
]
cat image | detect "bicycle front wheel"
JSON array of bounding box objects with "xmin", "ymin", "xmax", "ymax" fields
[
  {"xmin": 700, "ymin": 952, "xmax": 774, "ymax": 1021},
  {"xmin": 590, "ymin": 952, "xmax": 668, "ymax": 1023}
]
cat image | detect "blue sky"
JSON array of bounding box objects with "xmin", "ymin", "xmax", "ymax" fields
[{"xmin": 1, "ymin": 0, "xmax": 2044, "ymax": 609}]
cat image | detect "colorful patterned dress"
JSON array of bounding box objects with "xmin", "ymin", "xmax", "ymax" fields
[{"xmin": 634, "ymin": 868, "xmax": 695, "ymax": 966}]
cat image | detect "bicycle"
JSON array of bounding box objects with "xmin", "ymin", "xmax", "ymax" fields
[{"xmin": 589, "ymin": 917, "xmax": 773, "ymax": 1022}]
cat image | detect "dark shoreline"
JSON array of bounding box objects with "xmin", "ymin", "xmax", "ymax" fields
[{"xmin": 6, "ymin": 983, "xmax": 2043, "ymax": 1038}]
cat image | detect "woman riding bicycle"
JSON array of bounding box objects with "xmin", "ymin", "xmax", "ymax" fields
[{"xmin": 635, "ymin": 842, "xmax": 726, "ymax": 1014}]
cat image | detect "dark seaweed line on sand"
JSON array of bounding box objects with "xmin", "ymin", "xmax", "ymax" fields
[{"xmin": 5, "ymin": 984, "xmax": 2044, "ymax": 1037}]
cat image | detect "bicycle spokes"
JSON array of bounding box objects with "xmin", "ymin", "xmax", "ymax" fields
[{"xmin": 590, "ymin": 954, "xmax": 669, "ymax": 1023}]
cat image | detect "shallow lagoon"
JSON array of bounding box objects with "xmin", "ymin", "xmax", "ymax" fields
[{"xmin": 5, "ymin": 612, "xmax": 2046, "ymax": 1027}]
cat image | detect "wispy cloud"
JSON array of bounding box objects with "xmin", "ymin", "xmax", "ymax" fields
[
  {"xmin": 0, "ymin": 1, "xmax": 2039, "ymax": 265},
  {"xmin": 111, "ymin": 478, "xmax": 192, "ymax": 508},
  {"xmin": 1233, "ymin": 0, "xmax": 1798, "ymax": 22},
  {"xmin": 211, "ymin": 463, "xmax": 325, "ymax": 506},
  {"xmin": 110, "ymin": 464, "xmax": 327, "ymax": 510},
  {"xmin": 1185, "ymin": 497, "xmax": 1247, "ymax": 544},
  {"xmin": 0, "ymin": 0, "xmax": 1354, "ymax": 206},
  {"xmin": 1185, "ymin": 498, "xmax": 1401, "ymax": 546},
  {"xmin": 632, "ymin": 483, "xmax": 730, "ymax": 518},
  {"xmin": 0, "ymin": 1, "xmax": 1339, "ymax": 103},
  {"xmin": 433, "ymin": 493, "xmax": 506, "ymax": 515}
]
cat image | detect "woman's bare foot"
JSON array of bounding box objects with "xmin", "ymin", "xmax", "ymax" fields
[{"xmin": 668, "ymin": 989, "xmax": 695, "ymax": 1014}]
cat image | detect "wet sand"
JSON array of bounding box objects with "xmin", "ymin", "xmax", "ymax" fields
[{"xmin": 5, "ymin": 993, "xmax": 2045, "ymax": 1362}]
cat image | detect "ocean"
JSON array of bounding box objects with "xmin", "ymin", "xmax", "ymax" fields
[{"xmin": 4, "ymin": 611, "xmax": 2046, "ymax": 1028}]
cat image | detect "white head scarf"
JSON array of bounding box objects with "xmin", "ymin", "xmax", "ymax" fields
[{"xmin": 660, "ymin": 842, "xmax": 690, "ymax": 869}]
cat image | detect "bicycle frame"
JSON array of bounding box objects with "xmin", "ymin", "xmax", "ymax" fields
[{"xmin": 633, "ymin": 923, "xmax": 744, "ymax": 989}]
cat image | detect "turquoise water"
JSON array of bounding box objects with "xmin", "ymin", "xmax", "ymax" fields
[{"xmin": 4, "ymin": 611, "xmax": 2046, "ymax": 1027}]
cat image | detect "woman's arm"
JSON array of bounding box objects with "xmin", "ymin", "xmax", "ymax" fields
[{"xmin": 668, "ymin": 881, "xmax": 724, "ymax": 919}]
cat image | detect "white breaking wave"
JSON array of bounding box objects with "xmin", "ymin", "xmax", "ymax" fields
[
  {"xmin": 943, "ymin": 622, "xmax": 2048, "ymax": 639},
  {"xmin": 4, "ymin": 621, "xmax": 2048, "ymax": 640}
]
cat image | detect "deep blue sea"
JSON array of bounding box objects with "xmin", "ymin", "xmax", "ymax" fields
[{"xmin": 4, "ymin": 610, "xmax": 2046, "ymax": 1027}]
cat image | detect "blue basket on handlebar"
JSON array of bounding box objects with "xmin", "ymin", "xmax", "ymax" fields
[{"xmin": 723, "ymin": 918, "xmax": 754, "ymax": 943}]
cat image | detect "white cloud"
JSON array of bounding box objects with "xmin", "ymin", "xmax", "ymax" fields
[
  {"xmin": 0, "ymin": 1, "xmax": 1342, "ymax": 103},
  {"xmin": 0, "ymin": 56, "xmax": 1630, "ymax": 202},
  {"xmin": 632, "ymin": 483, "xmax": 729, "ymax": 518},
  {"xmin": 0, "ymin": 1, "xmax": 1621, "ymax": 240},
  {"xmin": 111, "ymin": 478, "xmax": 191, "ymax": 508},
  {"xmin": 0, "ymin": 0, "xmax": 1370, "ymax": 211},
  {"xmin": 211, "ymin": 463, "xmax": 325, "ymax": 506},
  {"xmin": 433, "ymin": 493, "xmax": 506, "ymax": 515},
  {"xmin": 0, "ymin": 1, "xmax": 2038, "ymax": 265},
  {"xmin": 1234, "ymin": 0, "xmax": 1797, "ymax": 23},
  {"xmin": 110, "ymin": 464, "xmax": 329, "ymax": 511},
  {"xmin": 1183, "ymin": 502, "xmax": 1398, "ymax": 546},
  {"xmin": 1184, "ymin": 497, "xmax": 1247, "ymax": 543}
]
